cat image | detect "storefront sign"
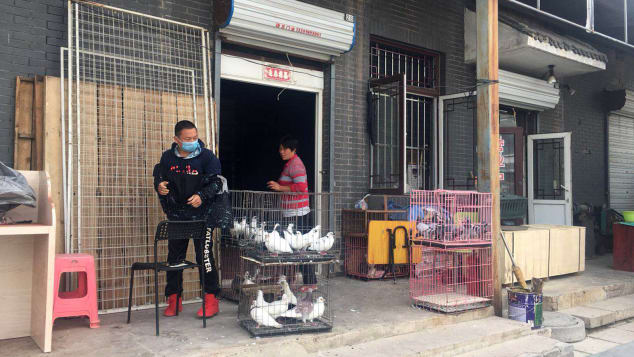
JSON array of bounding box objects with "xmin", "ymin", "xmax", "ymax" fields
[
  {"xmin": 275, "ymin": 23, "xmax": 322, "ymax": 37},
  {"xmin": 263, "ymin": 66, "xmax": 292, "ymax": 82},
  {"xmin": 499, "ymin": 138, "xmax": 505, "ymax": 167}
]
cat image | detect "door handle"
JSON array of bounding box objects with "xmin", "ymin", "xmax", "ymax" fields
[{"xmin": 560, "ymin": 185, "xmax": 570, "ymax": 192}]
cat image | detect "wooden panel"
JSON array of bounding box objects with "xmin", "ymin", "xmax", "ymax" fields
[
  {"xmin": 33, "ymin": 76, "xmax": 44, "ymax": 170},
  {"xmin": 78, "ymin": 81, "xmax": 100, "ymax": 307},
  {"xmin": 43, "ymin": 76, "xmax": 65, "ymax": 253},
  {"xmin": 0, "ymin": 235, "xmax": 34, "ymax": 339},
  {"xmin": 31, "ymin": 171, "xmax": 55, "ymax": 352},
  {"xmin": 502, "ymin": 228, "xmax": 550, "ymax": 285},
  {"xmin": 548, "ymin": 226, "xmax": 582, "ymax": 276},
  {"xmin": 14, "ymin": 77, "xmax": 35, "ymax": 170},
  {"xmin": 122, "ymin": 87, "xmax": 148, "ymax": 307}
]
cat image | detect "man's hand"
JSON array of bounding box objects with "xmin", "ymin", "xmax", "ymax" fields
[
  {"xmin": 267, "ymin": 181, "xmax": 281, "ymax": 191},
  {"xmin": 158, "ymin": 181, "xmax": 170, "ymax": 196},
  {"xmin": 187, "ymin": 194, "xmax": 202, "ymax": 208}
]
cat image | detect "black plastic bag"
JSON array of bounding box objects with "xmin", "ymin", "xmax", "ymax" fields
[{"xmin": 0, "ymin": 161, "xmax": 36, "ymax": 217}]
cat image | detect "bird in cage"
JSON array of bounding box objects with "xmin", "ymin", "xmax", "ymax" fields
[
  {"xmin": 278, "ymin": 275, "xmax": 298, "ymax": 305},
  {"xmin": 252, "ymin": 222, "xmax": 267, "ymax": 243},
  {"xmin": 231, "ymin": 218, "xmax": 248, "ymax": 239},
  {"xmin": 265, "ymin": 225, "xmax": 293, "ymax": 253},
  {"xmin": 307, "ymin": 232, "xmax": 335, "ymax": 252},
  {"xmin": 250, "ymin": 301, "xmax": 282, "ymax": 328},
  {"xmin": 281, "ymin": 295, "xmax": 326, "ymax": 323}
]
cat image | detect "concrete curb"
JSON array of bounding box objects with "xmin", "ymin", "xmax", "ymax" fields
[
  {"xmin": 544, "ymin": 282, "xmax": 634, "ymax": 312},
  {"xmin": 205, "ymin": 307, "xmax": 495, "ymax": 357}
]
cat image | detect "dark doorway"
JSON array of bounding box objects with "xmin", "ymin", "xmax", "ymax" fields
[{"xmin": 219, "ymin": 79, "xmax": 316, "ymax": 191}]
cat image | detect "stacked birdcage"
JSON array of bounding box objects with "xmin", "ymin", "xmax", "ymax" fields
[
  {"xmin": 409, "ymin": 190, "xmax": 493, "ymax": 312},
  {"xmin": 224, "ymin": 190, "xmax": 338, "ymax": 336},
  {"xmin": 237, "ymin": 258, "xmax": 333, "ymax": 337},
  {"xmin": 226, "ymin": 191, "xmax": 339, "ymax": 263},
  {"xmin": 342, "ymin": 195, "xmax": 410, "ymax": 280}
]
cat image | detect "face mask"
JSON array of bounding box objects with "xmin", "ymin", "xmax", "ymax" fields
[{"xmin": 180, "ymin": 140, "xmax": 199, "ymax": 153}]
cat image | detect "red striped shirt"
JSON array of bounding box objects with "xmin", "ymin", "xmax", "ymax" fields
[{"xmin": 279, "ymin": 154, "xmax": 309, "ymax": 215}]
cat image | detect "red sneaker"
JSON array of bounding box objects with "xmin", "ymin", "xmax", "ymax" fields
[
  {"xmin": 164, "ymin": 294, "xmax": 181, "ymax": 317},
  {"xmin": 197, "ymin": 294, "xmax": 219, "ymax": 318}
]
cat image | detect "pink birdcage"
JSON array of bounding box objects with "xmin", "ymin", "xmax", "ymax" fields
[
  {"xmin": 409, "ymin": 190, "xmax": 492, "ymax": 247},
  {"xmin": 409, "ymin": 245, "xmax": 493, "ymax": 312}
]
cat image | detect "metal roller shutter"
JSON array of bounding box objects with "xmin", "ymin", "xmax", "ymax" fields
[{"xmin": 609, "ymin": 113, "xmax": 634, "ymax": 212}]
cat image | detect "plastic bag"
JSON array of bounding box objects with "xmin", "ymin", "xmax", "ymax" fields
[{"xmin": 0, "ymin": 161, "xmax": 36, "ymax": 217}]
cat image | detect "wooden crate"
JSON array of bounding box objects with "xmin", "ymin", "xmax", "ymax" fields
[{"xmin": 503, "ymin": 225, "xmax": 586, "ymax": 285}]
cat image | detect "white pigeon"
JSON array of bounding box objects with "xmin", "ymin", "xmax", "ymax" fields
[
  {"xmin": 278, "ymin": 275, "xmax": 298, "ymax": 305},
  {"xmin": 265, "ymin": 228, "xmax": 293, "ymax": 254},
  {"xmin": 307, "ymin": 232, "xmax": 335, "ymax": 252},
  {"xmin": 253, "ymin": 222, "xmax": 267, "ymax": 243},
  {"xmin": 303, "ymin": 225, "xmax": 321, "ymax": 243},
  {"xmin": 287, "ymin": 230, "xmax": 308, "ymax": 251},
  {"xmin": 281, "ymin": 296, "xmax": 326, "ymax": 323},
  {"xmin": 250, "ymin": 301, "xmax": 282, "ymax": 328},
  {"xmin": 306, "ymin": 297, "xmax": 326, "ymax": 322},
  {"xmin": 267, "ymin": 293, "xmax": 290, "ymax": 317},
  {"xmin": 416, "ymin": 222, "xmax": 436, "ymax": 234},
  {"xmin": 243, "ymin": 271, "xmax": 254, "ymax": 286},
  {"xmin": 254, "ymin": 289, "xmax": 268, "ymax": 308}
]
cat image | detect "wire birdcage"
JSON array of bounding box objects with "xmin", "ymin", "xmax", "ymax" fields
[
  {"xmin": 342, "ymin": 195, "xmax": 410, "ymax": 280},
  {"xmin": 409, "ymin": 245, "xmax": 492, "ymax": 312},
  {"xmin": 238, "ymin": 257, "xmax": 333, "ymax": 337},
  {"xmin": 222, "ymin": 191, "xmax": 339, "ymax": 263},
  {"xmin": 219, "ymin": 240, "xmax": 244, "ymax": 302},
  {"xmin": 409, "ymin": 190, "xmax": 492, "ymax": 247}
]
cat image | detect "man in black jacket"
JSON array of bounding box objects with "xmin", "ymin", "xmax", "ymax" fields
[{"xmin": 153, "ymin": 120, "xmax": 222, "ymax": 318}]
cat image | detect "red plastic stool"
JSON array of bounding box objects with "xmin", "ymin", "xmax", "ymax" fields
[{"xmin": 53, "ymin": 254, "xmax": 100, "ymax": 328}]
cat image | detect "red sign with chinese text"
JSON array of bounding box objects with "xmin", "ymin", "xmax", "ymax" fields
[
  {"xmin": 275, "ymin": 23, "xmax": 322, "ymax": 37},
  {"xmin": 264, "ymin": 66, "xmax": 291, "ymax": 82}
]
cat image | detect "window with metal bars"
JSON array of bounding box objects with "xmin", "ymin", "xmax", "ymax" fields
[{"xmin": 368, "ymin": 37, "xmax": 439, "ymax": 193}]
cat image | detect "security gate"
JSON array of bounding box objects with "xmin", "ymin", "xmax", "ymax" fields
[{"xmin": 65, "ymin": 0, "xmax": 214, "ymax": 311}]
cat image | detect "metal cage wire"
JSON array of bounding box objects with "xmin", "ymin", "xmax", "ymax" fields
[
  {"xmin": 237, "ymin": 258, "xmax": 333, "ymax": 337},
  {"xmin": 64, "ymin": 0, "xmax": 214, "ymax": 311}
]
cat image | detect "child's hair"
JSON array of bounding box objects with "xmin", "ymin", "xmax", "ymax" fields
[
  {"xmin": 280, "ymin": 135, "xmax": 298, "ymax": 151},
  {"xmin": 174, "ymin": 120, "xmax": 197, "ymax": 136}
]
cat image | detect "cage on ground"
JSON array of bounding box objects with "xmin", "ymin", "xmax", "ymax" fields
[
  {"xmin": 409, "ymin": 244, "xmax": 492, "ymax": 313},
  {"xmin": 409, "ymin": 190, "xmax": 492, "ymax": 247},
  {"xmin": 237, "ymin": 257, "xmax": 333, "ymax": 337},
  {"xmin": 342, "ymin": 195, "xmax": 410, "ymax": 280},
  {"xmin": 224, "ymin": 190, "xmax": 339, "ymax": 263},
  {"xmin": 219, "ymin": 238, "xmax": 244, "ymax": 302}
]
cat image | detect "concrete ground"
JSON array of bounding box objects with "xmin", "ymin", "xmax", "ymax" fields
[
  {"xmin": 573, "ymin": 318, "xmax": 634, "ymax": 356},
  {"xmin": 0, "ymin": 277, "xmax": 493, "ymax": 357},
  {"xmin": 542, "ymin": 255, "xmax": 634, "ymax": 311}
]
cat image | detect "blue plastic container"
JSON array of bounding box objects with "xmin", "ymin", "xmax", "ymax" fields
[{"xmin": 508, "ymin": 290, "xmax": 542, "ymax": 329}]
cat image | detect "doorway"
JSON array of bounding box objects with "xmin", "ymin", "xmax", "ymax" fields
[{"xmin": 219, "ymin": 79, "xmax": 316, "ymax": 191}]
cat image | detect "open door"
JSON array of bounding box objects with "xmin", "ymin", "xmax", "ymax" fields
[
  {"xmin": 369, "ymin": 73, "xmax": 406, "ymax": 194},
  {"xmin": 527, "ymin": 132, "xmax": 572, "ymax": 225}
]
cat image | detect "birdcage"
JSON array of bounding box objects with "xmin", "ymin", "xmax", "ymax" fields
[
  {"xmin": 219, "ymin": 239, "xmax": 244, "ymax": 302},
  {"xmin": 342, "ymin": 195, "xmax": 410, "ymax": 279},
  {"xmin": 225, "ymin": 191, "xmax": 339, "ymax": 263},
  {"xmin": 409, "ymin": 190, "xmax": 492, "ymax": 247},
  {"xmin": 409, "ymin": 244, "xmax": 492, "ymax": 312},
  {"xmin": 237, "ymin": 257, "xmax": 333, "ymax": 337}
]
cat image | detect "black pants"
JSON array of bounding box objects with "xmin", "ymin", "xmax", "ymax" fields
[
  {"xmin": 165, "ymin": 227, "xmax": 220, "ymax": 297},
  {"xmin": 285, "ymin": 213, "xmax": 317, "ymax": 285}
]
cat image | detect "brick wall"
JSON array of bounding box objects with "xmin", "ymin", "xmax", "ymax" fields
[
  {"xmin": 0, "ymin": 0, "xmax": 211, "ymax": 167},
  {"xmin": 535, "ymin": 46, "xmax": 634, "ymax": 206}
]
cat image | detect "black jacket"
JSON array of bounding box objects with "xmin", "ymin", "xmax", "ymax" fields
[{"xmin": 153, "ymin": 140, "xmax": 223, "ymax": 222}]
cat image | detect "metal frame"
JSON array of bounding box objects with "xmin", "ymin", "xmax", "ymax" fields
[
  {"xmin": 65, "ymin": 0, "xmax": 214, "ymax": 311},
  {"xmin": 437, "ymin": 91, "xmax": 477, "ymax": 189}
]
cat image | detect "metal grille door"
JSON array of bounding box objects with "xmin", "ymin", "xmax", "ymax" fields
[{"xmin": 65, "ymin": 0, "xmax": 213, "ymax": 311}]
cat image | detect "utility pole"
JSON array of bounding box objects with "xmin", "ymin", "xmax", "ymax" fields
[{"xmin": 476, "ymin": 0, "xmax": 502, "ymax": 316}]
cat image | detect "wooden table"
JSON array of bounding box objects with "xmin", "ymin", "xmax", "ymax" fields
[{"xmin": 0, "ymin": 171, "xmax": 55, "ymax": 352}]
